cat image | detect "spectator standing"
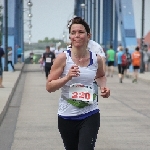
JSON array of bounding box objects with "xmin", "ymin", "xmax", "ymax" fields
[
  {"xmin": 42, "ymin": 46, "xmax": 55, "ymax": 79},
  {"xmin": 17, "ymin": 46, "xmax": 22, "ymax": 63},
  {"xmin": 106, "ymin": 45, "xmax": 115, "ymax": 77},
  {"xmin": 8, "ymin": 47, "xmax": 15, "ymax": 71},
  {"xmin": 0, "ymin": 45, "xmax": 5, "ymax": 88},
  {"xmin": 132, "ymin": 46, "xmax": 141, "ymax": 83},
  {"xmin": 29, "ymin": 52, "xmax": 34, "ymax": 64},
  {"xmin": 148, "ymin": 45, "xmax": 150, "ymax": 71},
  {"xmin": 143, "ymin": 45, "xmax": 149, "ymax": 72}
]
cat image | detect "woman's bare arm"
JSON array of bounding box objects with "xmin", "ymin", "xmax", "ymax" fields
[
  {"xmin": 46, "ymin": 53, "xmax": 70, "ymax": 92},
  {"xmin": 95, "ymin": 55, "xmax": 110, "ymax": 98},
  {"xmin": 46, "ymin": 52, "xmax": 80, "ymax": 93}
]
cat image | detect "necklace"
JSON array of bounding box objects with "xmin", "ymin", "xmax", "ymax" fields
[{"xmin": 74, "ymin": 51, "xmax": 88, "ymax": 62}]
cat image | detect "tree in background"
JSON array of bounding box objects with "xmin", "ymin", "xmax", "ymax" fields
[{"xmin": 37, "ymin": 37, "xmax": 67, "ymax": 48}]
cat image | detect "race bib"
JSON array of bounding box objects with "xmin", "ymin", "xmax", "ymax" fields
[
  {"xmin": 69, "ymin": 84, "xmax": 93, "ymax": 104},
  {"xmin": 46, "ymin": 58, "xmax": 51, "ymax": 63}
]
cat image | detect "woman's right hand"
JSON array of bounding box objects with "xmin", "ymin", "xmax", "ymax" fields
[{"xmin": 66, "ymin": 65, "xmax": 80, "ymax": 80}]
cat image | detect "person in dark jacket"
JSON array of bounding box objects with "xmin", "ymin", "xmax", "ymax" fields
[{"xmin": 0, "ymin": 45, "xmax": 5, "ymax": 88}]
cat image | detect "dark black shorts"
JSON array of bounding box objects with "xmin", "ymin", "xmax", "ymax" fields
[
  {"xmin": 17, "ymin": 54, "xmax": 21, "ymax": 58},
  {"xmin": 118, "ymin": 64, "xmax": 126, "ymax": 74},
  {"xmin": 108, "ymin": 61, "xmax": 114, "ymax": 66},
  {"xmin": 133, "ymin": 66, "xmax": 140, "ymax": 70}
]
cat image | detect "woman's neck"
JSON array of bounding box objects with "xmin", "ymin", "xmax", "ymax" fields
[{"xmin": 71, "ymin": 47, "xmax": 88, "ymax": 58}]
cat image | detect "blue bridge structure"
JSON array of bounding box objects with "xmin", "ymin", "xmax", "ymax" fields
[
  {"xmin": 1, "ymin": 0, "xmax": 139, "ymax": 70},
  {"xmin": 74, "ymin": 0, "xmax": 137, "ymax": 52}
]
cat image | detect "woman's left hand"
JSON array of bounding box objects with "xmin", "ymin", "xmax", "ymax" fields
[{"xmin": 100, "ymin": 87, "xmax": 110, "ymax": 98}]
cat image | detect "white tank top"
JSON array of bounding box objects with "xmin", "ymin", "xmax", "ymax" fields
[{"xmin": 58, "ymin": 50, "xmax": 99, "ymax": 117}]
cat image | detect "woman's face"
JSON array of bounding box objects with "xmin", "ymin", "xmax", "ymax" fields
[{"xmin": 69, "ymin": 24, "xmax": 90, "ymax": 48}]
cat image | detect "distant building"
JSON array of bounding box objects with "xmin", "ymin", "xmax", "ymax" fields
[{"xmin": 137, "ymin": 31, "xmax": 150, "ymax": 48}]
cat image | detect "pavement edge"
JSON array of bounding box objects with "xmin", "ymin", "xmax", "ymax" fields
[{"xmin": 0, "ymin": 63, "xmax": 25, "ymax": 125}]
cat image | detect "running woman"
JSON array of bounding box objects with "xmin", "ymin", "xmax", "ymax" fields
[{"xmin": 46, "ymin": 17, "xmax": 110, "ymax": 150}]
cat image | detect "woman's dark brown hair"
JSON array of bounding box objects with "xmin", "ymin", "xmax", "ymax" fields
[{"xmin": 68, "ymin": 17, "xmax": 90, "ymax": 34}]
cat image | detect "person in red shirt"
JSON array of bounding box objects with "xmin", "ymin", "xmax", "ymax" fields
[{"xmin": 132, "ymin": 46, "xmax": 141, "ymax": 83}]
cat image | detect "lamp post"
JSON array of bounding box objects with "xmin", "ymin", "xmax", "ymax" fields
[
  {"xmin": 140, "ymin": 0, "xmax": 145, "ymax": 73},
  {"xmin": 4, "ymin": 0, "xmax": 8, "ymax": 71},
  {"xmin": 80, "ymin": 3, "xmax": 85, "ymax": 19},
  {"xmin": 93, "ymin": 0, "xmax": 96, "ymax": 41},
  {"xmin": 26, "ymin": 0, "xmax": 33, "ymax": 45},
  {"xmin": 27, "ymin": 0, "xmax": 33, "ymax": 7},
  {"xmin": 24, "ymin": 0, "xmax": 33, "ymax": 60}
]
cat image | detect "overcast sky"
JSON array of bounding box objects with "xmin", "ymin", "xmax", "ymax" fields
[
  {"xmin": 24, "ymin": 0, "xmax": 74, "ymax": 43},
  {"xmin": 23, "ymin": 0, "xmax": 150, "ymax": 43}
]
